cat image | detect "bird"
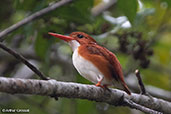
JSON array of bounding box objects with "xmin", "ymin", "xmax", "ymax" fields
[{"xmin": 48, "ymin": 32, "xmax": 131, "ymax": 95}]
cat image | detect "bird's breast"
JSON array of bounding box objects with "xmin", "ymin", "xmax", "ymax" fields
[{"xmin": 72, "ymin": 48, "xmax": 112, "ymax": 85}]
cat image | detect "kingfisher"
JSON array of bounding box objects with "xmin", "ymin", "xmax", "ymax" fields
[{"xmin": 48, "ymin": 32, "xmax": 131, "ymax": 95}]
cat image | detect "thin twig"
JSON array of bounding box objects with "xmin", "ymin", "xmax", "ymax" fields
[
  {"xmin": 123, "ymin": 98, "xmax": 163, "ymax": 114},
  {"xmin": 135, "ymin": 69, "xmax": 146, "ymax": 94},
  {"xmin": 0, "ymin": 0, "xmax": 73, "ymax": 41},
  {"xmin": 0, "ymin": 42, "xmax": 48, "ymax": 80}
]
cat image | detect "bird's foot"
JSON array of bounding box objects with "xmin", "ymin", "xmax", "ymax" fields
[
  {"xmin": 95, "ymin": 82, "xmax": 105, "ymax": 88},
  {"xmin": 96, "ymin": 83, "xmax": 105, "ymax": 89},
  {"xmin": 96, "ymin": 82, "xmax": 111, "ymax": 92},
  {"xmin": 96, "ymin": 82, "xmax": 108, "ymax": 89}
]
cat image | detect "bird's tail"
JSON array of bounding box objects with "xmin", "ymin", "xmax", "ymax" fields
[
  {"xmin": 123, "ymin": 84, "xmax": 131, "ymax": 95},
  {"xmin": 112, "ymin": 81, "xmax": 131, "ymax": 95}
]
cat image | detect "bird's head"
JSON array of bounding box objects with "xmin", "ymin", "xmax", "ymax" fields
[{"xmin": 48, "ymin": 32, "xmax": 96, "ymax": 51}]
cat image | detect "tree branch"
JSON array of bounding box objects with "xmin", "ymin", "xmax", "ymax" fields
[
  {"xmin": 0, "ymin": 77, "xmax": 170, "ymax": 114},
  {"xmin": 0, "ymin": 43, "xmax": 48, "ymax": 80},
  {"xmin": 123, "ymin": 99, "xmax": 162, "ymax": 114},
  {"xmin": 0, "ymin": 49, "xmax": 171, "ymax": 101},
  {"xmin": 135, "ymin": 69, "xmax": 147, "ymax": 94},
  {"xmin": 0, "ymin": 0, "xmax": 73, "ymax": 41},
  {"xmin": 126, "ymin": 73, "xmax": 171, "ymax": 102}
]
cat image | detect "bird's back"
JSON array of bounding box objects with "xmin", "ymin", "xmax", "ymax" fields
[{"xmin": 78, "ymin": 43, "xmax": 131, "ymax": 95}]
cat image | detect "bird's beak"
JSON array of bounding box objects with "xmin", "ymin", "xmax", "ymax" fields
[{"xmin": 48, "ymin": 32, "xmax": 74, "ymax": 42}]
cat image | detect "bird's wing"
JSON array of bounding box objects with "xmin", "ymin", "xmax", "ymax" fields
[
  {"xmin": 78, "ymin": 44, "xmax": 131, "ymax": 95},
  {"xmin": 78, "ymin": 44, "xmax": 123, "ymax": 82}
]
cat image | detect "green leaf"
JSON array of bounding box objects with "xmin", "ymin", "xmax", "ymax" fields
[
  {"xmin": 117, "ymin": 0, "xmax": 138, "ymax": 24},
  {"xmin": 14, "ymin": 0, "xmax": 47, "ymax": 12},
  {"xmin": 34, "ymin": 33, "xmax": 51, "ymax": 60},
  {"xmin": 52, "ymin": 0, "xmax": 93, "ymax": 24}
]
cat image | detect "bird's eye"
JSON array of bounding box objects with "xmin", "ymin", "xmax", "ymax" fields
[{"xmin": 77, "ymin": 34, "xmax": 84, "ymax": 38}]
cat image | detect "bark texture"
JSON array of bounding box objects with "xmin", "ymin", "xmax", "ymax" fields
[{"xmin": 0, "ymin": 77, "xmax": 170, "ymax": 114}]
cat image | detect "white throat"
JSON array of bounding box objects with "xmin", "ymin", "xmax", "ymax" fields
[{"xmin": 68, "ymin": 40, "xmax": 80, "ymax": 51}]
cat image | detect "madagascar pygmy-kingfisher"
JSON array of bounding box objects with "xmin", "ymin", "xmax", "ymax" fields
[{"xmin": 48, "ymin": 32, "xmax": 131, "ymax": 95}]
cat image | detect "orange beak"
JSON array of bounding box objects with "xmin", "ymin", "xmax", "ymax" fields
[{"xmin": 48, "ymin": 32, "xmax": 74, "ymax": 42}]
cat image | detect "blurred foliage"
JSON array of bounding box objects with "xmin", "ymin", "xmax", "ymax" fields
[
  {"xmin": 117, "ymin": 0, "xmax": 138, "ymax": 24},
  {"xmin": 0, "ymin": 0, "xmax": 171, "ymax": 114}
]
